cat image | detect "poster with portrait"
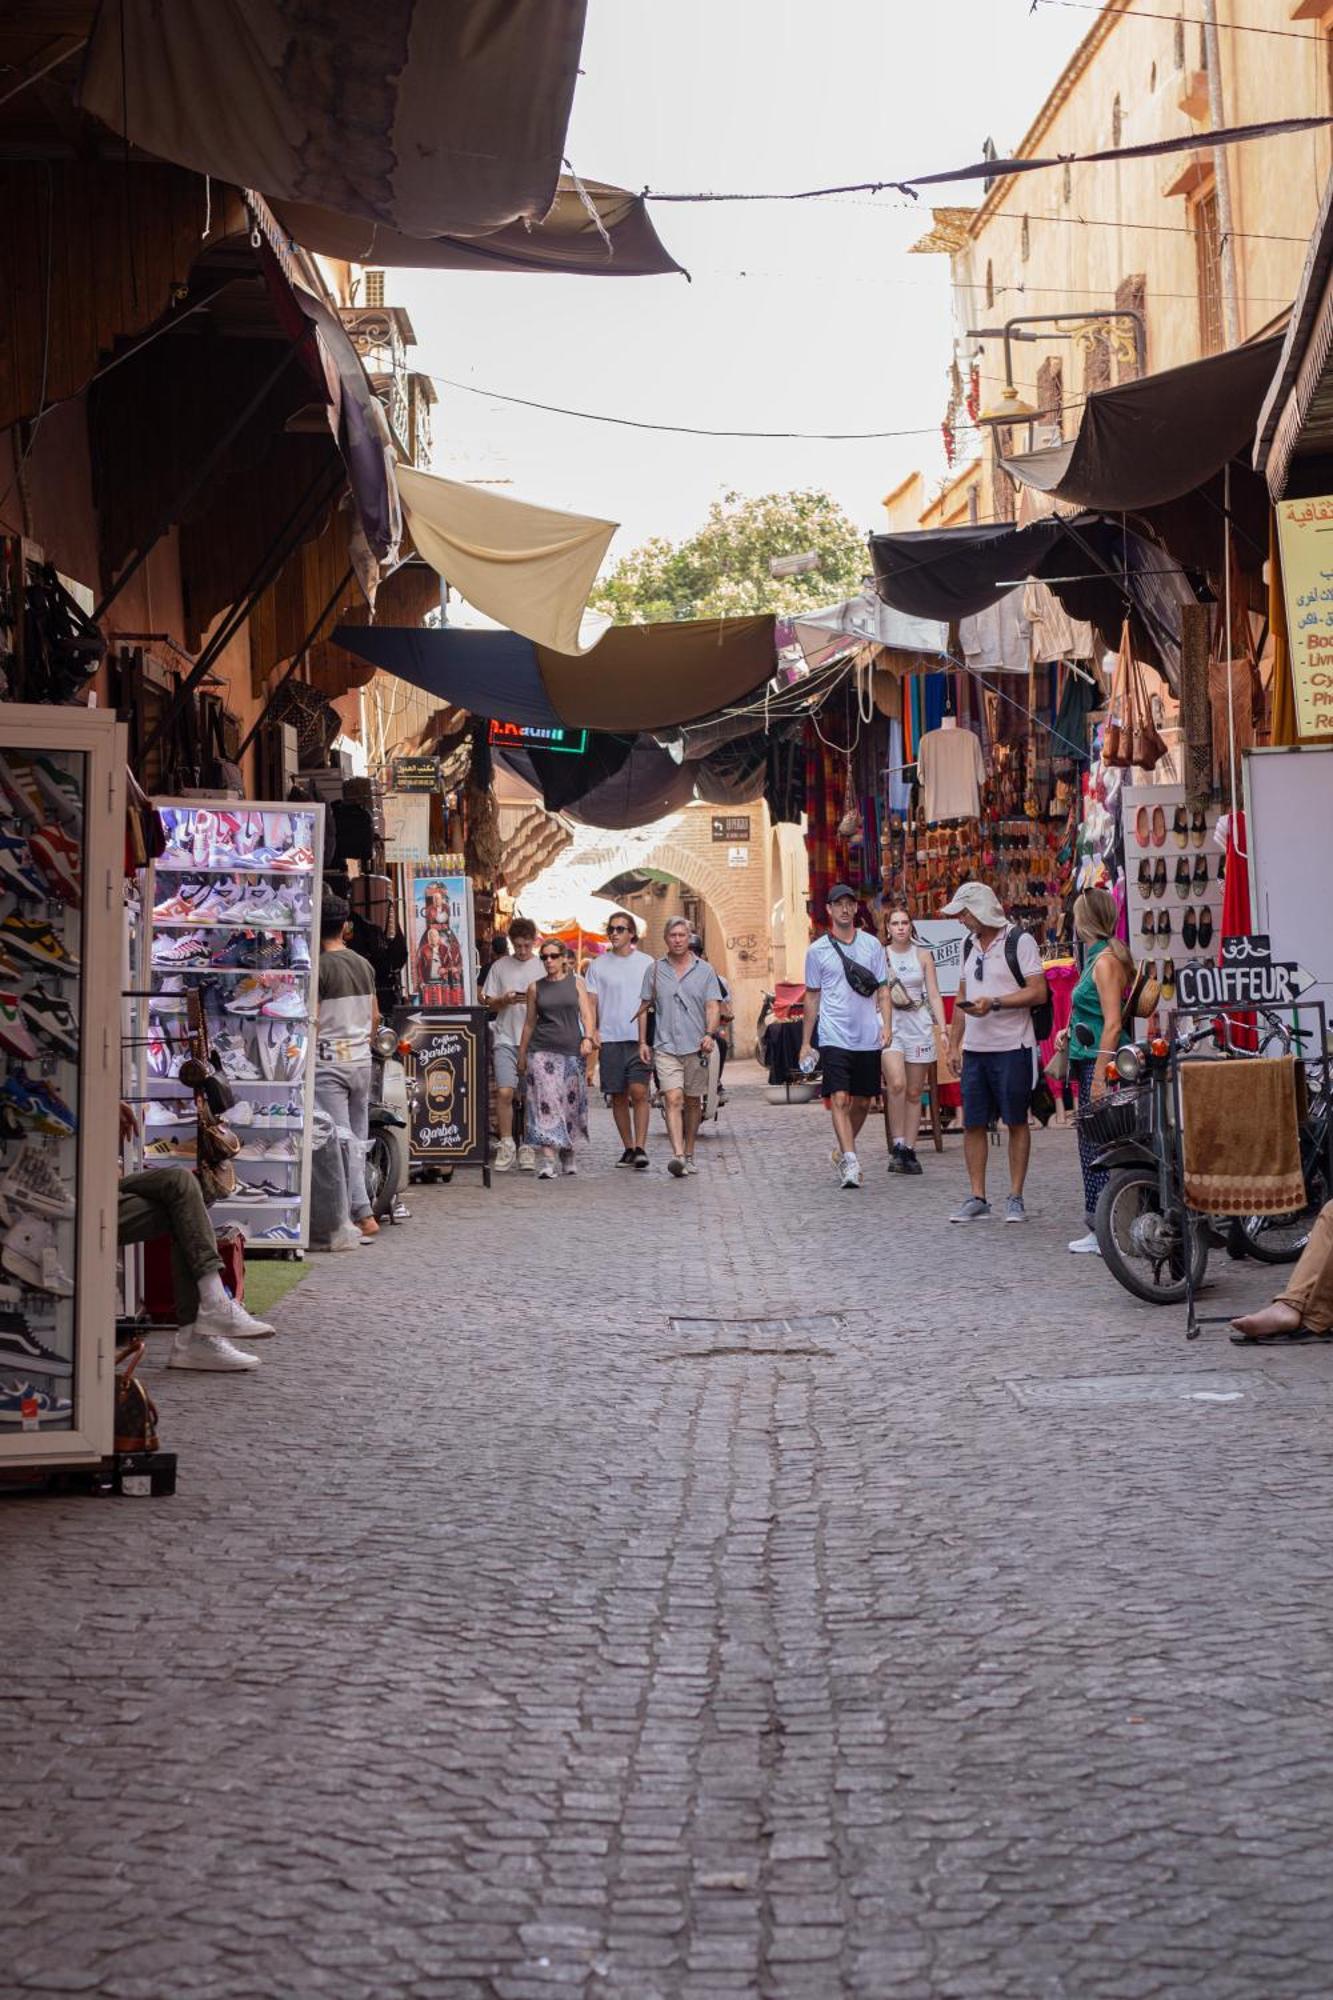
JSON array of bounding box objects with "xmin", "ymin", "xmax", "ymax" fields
[{"xmin": 407, "ymin": 868, "xmax": 476, "ymax": 1006}]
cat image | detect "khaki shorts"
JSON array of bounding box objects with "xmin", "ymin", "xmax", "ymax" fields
[{"xmin": 655, "ymin": 1048, "xmax": 708, "ymax": 1098}]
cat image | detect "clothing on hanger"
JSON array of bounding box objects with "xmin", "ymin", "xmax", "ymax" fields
[{"xmin": 918, "ymin": 723, "xmax": 985, "ymax": 825}]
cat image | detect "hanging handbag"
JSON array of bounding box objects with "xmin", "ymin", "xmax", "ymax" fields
[
  {"xmin": 1126, "ymin": 655, "xmax": 1168, "ymax": 771},
  {"xmin": 1102, "ymin": 623, "xmax": 1133, "ymax": 768},
  {"xmin": 114, "ymin": 1339, "xmax": 161, "ymax": 1454}
]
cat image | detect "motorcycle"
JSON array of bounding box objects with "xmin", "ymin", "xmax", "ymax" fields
[
  {"xmin": 365, "ymin": 1023, "xmax": 410, "ymax": 1222},
  {"xmin": 1088, "ymin": 1026, "xmax": 1211, "ymax": 1305}
]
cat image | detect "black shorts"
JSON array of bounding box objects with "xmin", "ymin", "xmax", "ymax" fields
[
  {"xmin": 599, "ymin": 1040, "xmax": 651, "ymax": 1095},
  {"xmin": 819, "ymin": 1045, "xmax": 882, "ymax": 1101}
]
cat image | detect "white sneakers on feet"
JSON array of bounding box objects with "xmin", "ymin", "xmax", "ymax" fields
[
  {"xmin": 516, "ymin": 1144, "xmax": 536, "ymax": 1173},
  {"xmin": 198, "ymin": 1295, "xmax": 276, "ymax": 1339},
  {"xmin": 839, "ymin": 1153, "xmax": 862, "ymax": 1190},
  {"xmin": 167, "ymin": 1328, "xmax": 259, "ymax": 1371},
  {"xmin": 1068, "ymin": 1231, "xmax": 1101, "ymax": 1255},
  {"xmin": 494, "ymin": 1137, "xmax": 517, "ymax": 1172},
  {"xmin": 310, "ymin": 1222, "xmax": 362, "ymax": 1252}
]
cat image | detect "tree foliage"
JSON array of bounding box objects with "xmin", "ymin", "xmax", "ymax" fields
[{"xmin": 590, "ymin": 489, "xmax": 868, "ymax": 625}]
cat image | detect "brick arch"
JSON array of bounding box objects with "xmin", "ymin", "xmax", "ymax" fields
[{"xmin": 563, "ymin": 828, "xmax": 755, "ymax": 983}]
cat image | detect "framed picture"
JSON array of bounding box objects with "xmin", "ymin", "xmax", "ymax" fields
[{"xmin": 407, "ymin": 867, "xmax": 476, "ymax": 1006}]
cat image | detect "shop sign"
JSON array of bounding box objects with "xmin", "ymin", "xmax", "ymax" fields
[
  {"xmin": 395, "ymin": 1007, "xmax": 489, "ymax": 1168},
  {"xmin": 392, "ymin": 755, "xmax": 441, "ymax": 792},
  {"xmin": 711, "ymin": 814, "xmax": 751, "ymax": 842},
  {"xmin": 382, "ymin": 792, "xmax": 430, "ymax": 862},
  {"xmin": 911, "ymin": 919, "xmax": 969, "ymax": 997},
  {"xmin": 727, "ymin": 846, "xmax": 749, "ymax": 868},
  {"xmin": 1176, "ymin": 934, "xmax": 1315, "ymax": 1012},
  {"xmin": 1276, "ymin": 495, "xmax": 1333, "ymax": 738},
  {"xmin": 488, "ymin": 720, "xmax": 589, "ymax": 755}
]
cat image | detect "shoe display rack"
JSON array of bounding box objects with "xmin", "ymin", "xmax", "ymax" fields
[
  {"xmin": 1122, "ymin": 783, "xmax": 1224, "ymax": 1017},
  {"xmin": 0, "ymin": 708, "xmax": 125, "ymax": 1469},
  {"xmin": 141, "ymin": 803, "xmax": 325, "ymax": 1252}
]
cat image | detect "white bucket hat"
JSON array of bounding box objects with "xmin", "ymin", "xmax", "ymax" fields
[{"xmin": 940, "ymin": 881, "xmax": 1006, "ymax": 928}]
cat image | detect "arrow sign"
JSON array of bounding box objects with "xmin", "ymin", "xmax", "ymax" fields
[{"xmin": 1177, "ymin": 957, "xmax": 1316, "ymax": 1011}]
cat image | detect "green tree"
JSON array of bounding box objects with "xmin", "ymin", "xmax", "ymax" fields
[{"xmin": 590, "ymin": 489, "xmax": 868, "ymax": 624}]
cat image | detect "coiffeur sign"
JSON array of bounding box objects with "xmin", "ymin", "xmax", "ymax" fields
[{"xmin": 1277, "ymin": 495, "xmax": 1333, "ymax": 738}]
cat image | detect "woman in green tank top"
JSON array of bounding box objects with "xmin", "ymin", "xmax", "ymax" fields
[{"xmin": 1064, "ymin": 888, "xmax": 1134, "ymax": 1255}]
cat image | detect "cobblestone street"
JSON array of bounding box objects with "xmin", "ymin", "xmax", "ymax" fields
[{"xmin": 7, "ymin": 1079, "xmax": 1333, "ymax": 1998}]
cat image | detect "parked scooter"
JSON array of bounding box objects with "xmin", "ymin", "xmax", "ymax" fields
[
  {"xmin": 1088, "ymin": 1025, "xmax": 1212, "ymax": 1305},
  {"xmin": 366, "ymin": 1023, "xmax": 409, "ymax": 1222}
]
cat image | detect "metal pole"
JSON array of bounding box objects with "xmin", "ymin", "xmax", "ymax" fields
[{"xmin": 1201, "ymin": 0, "xmax": 1241, "ymax": 349}]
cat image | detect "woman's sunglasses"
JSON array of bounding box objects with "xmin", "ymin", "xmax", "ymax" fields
[{"xmin": 540, "ymin": 951, "xmax": 564, "ymax": 962}]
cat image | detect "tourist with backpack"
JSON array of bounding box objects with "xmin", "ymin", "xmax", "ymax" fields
[{"xmin": 940, "ymin": 882, "xmax": 1051, "ymax": 1224}]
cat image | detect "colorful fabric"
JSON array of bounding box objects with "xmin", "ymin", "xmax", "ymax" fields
[{"xmin": 524, "ymin": 1052, "xmax": 588, "ymax": 1151}]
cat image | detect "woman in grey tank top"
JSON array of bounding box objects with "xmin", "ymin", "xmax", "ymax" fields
[{"xmin": 517, "ymin": 940, "xmax": 598, "ymax": 1177}]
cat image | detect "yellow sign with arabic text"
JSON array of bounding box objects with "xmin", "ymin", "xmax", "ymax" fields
[{"xmin": 1277, "ymin": 494, "xmax": 1333, "ymax": 738}]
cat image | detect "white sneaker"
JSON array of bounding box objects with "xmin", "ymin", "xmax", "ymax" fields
[
  {"xmin": 516, "ymin": 1145, "xmax": 536, "ymax": 1172},
  {"xmin": 310, "ymin": 1222, "xmax": 361, "ymax": 1252},
  {"xmin": 167, "ymin": 1327, "xmax": 260, "ymax": 1371},
  {"xmin": 1067, "ymin": 1231, "xmax": 1101, "ymax": 1255},
  {"xmin": 682, "ymin": 1157, "xmax": 698, "ymax": 1176},
  {"xmin": 197, "ymin": 1294, "xmax": 276, "ymax": 1339},
  {"xmin": 537, "ymin": 1163, "xmax": 557, "ymax": 1180},
  {"xmin": 839, "ymin": 1154, "xmax": 862, "ymax": 1190},
  {"xmin": 494, "ymin": 1137, "xmax": 517, "ymax": 1172}
]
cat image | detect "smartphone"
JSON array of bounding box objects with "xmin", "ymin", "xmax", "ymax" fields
[{"xmin": 957, "ymin": 999, "xmax": 979, "ymax": 1014}]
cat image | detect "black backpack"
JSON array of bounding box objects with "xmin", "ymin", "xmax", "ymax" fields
[{"xmin": 968, "ymin": 927, "xmax": 1053, "ymax": 1041}]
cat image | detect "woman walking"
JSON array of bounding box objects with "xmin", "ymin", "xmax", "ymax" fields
[
  {"xmin": 880, "ymin": 906, "xmax": 947, "ymax": 1175},
  {"xmin": 517, "ymin": 940, "xmax": 597, "ymax": 1179},
  {"xmin": 1064, "ymin": 888, "xmax": 1134, "ymax": 1254}
]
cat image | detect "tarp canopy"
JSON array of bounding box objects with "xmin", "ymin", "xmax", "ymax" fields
[
  {"xmin": 272, "ymin": 178, "xmax": 685, "ymax": 278},
  {"xmin": 870, "ymin": 514, "xmax": 1199, "ymax": 682},
  {"xmin": 331, "ymin": 616, "xmax": 778, "ymax": 731},
  {"xmin": 791, "ymin": 592, "xmax": 948, "ymax": 659},
  {"xmin": 80, "ymin": 0, "xmax": 585, "ymax": 242},
  {"xmin": 398, "ymin": 466, "xmax": 615, "ymax": 654},
  {"xmin": 501, "ymin": 739, "xmax": 698, "ymax": 829},
  {"xmin": 997, "ymin": 337, "xmax": 1284, "ymax": 512}
]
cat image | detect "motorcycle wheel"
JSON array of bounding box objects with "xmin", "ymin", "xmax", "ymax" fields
[
  {"xmin": 1241, "ymin": 1166, "xmax": 1328, "ymax": 1266},
  {"xmin": 1095, "ymin": 1165, "xmax": 1208, "ymax": 1305},
  {"xmin": 365, "ymin": 1132, "xmax": 400, "ymax": 1221}
]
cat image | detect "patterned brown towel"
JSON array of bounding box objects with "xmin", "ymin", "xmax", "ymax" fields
[{"xmin": 1180, "ymin": 1055, "xmax": 1305, "ymax": 1215}]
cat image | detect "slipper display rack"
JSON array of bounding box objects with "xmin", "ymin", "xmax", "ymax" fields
[{"xmin": 133, "ymin": 800, "xmax": 326, "ymax": 1254}]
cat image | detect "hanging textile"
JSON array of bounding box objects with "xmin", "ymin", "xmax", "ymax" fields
[
  {"xmin": 885, "ymin": 718, "xmax": 912, "ymax": 816},
  {"xmin": 803, "ymin": 725, "xmax": 857, "ymax": 917},
  {"xmin": 1219, "ymin": 809, "xmax": 1257, "ymax": 1052}
]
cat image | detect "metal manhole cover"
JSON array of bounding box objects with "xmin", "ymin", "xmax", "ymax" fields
[
  {"xmin": 660, "ymin": 1314, "xmax": 844, "ymax": 1360},
  {"xmin": 1005, "ymin": 1370, "xmax": 1277, "ymax": 1410}
]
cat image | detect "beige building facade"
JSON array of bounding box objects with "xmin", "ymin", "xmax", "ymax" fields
[{"xmin": 901, "ymin": 0, "xmax": 1333, "ymax": 528}]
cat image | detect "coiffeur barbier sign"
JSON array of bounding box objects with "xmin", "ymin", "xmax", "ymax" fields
[{"xmin": 1277, "ymin": 495, "xmax": 1333, "ymax": 738}]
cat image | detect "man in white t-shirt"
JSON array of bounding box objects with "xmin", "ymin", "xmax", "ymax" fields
[
  {"xmin": 798, "ymin": 883, "xmax": 891, "ymax": 1191},
  {"xmin": 942, "ymin": 881, "xmax": 1049, "ymax": 1225},
  {"xmin": 585, "ymin": 911, "xmax": 655, "ymax": 1169},
  {"xmin": 482, "ymin": 917, "xmax": 543, "ymax": 1171}
]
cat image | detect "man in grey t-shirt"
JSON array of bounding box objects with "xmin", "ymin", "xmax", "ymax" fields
[
  {"xmin": 315, "ymin": 898, "xmax": 379, "ymax": 1243},
  {"xmin": 637, "ymin": 916, "xmax": 722, "ymax": 1179}
]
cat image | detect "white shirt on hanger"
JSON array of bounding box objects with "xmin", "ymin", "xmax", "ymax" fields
[{"xmin": 918, "ymin": 725, "xmax": 986, "ymax": 824}]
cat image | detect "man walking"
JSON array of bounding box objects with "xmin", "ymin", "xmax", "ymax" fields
[
  {"xmin": 798, "ymin": 883, "xmax": 890, "ymax": 1191},
  {"xmin": 315, "ymin": 896, "xmax": 380, "ymax": 1240},
  {"xmin": 586, "ymin": 911, "xmax": 654, "ymax": 1169},
  {"xmin": 942, "ymin": 881, "xmax": 1049, "ymax": 1223},
  {"xmin": 638, "ymin": 916, "xmax": 722, "ymax": 1179},
  {"xmin": 482, "ymin": 917, "xmax": 542, "ymax": 1172}
]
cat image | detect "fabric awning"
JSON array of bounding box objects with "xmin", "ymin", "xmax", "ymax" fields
[
  {"xmin": 791, "ymin": 592, "xmax": 948, "ymax": 658},
  {"xmin": 331, "ymin": 616, "xmax": 778, "ymax": 731},
  {"xmin": 1256, "ymin": 164, "xmax": 1333, "ymax": 496},
  {"xmin": 998, "ymin": 337, "xmax": 1283, "ymax": 511},
  {"xmin": 398, "ymin": 466, "xmax": 615, "ymax": 654},
  {"xmin": 272, "ymin": 178, "xmax": 685, "ymax": 278},
  {"xmin": 80, "ymin": 0, "xmax": 585, "ymax": 242}
]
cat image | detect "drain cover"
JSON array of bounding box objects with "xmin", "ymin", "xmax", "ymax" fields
[
  {"xmin": 1005, "ymin": 1370, "xmax": 1275, "ymax": 1410},
  {"xmin": 661, "ymin": 1314, "xmax": 844, "ymax": 1360}
]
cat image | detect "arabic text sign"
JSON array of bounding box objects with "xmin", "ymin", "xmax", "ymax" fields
[{"xmin": 1276, "ymin": 496, "xmax": 1333, "ymax": 738}]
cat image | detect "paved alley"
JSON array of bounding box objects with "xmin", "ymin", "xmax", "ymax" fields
[{"xmin": 6, "ymin": 1081, "xmax": 1333, "ymax": 1999}]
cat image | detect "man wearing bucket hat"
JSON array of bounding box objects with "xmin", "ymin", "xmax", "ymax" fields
[{"xmin": 941, "ymin": 881, "xmax": 1049, "ymax": 1223}]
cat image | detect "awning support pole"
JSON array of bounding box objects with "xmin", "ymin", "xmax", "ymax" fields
[{"xmin": 92, "ymin": 343, "xmax": 301, "ymax": 627}]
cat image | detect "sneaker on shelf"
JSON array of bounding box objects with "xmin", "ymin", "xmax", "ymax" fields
[
  {"xmin": 152, "ymin": 886, "xmax": 204, "ymax": 919},
  {"xmin": 167, "ymin": 1326, "xmax": 260, "ymax": 1371},
  {"xmin": 226, "ymin": 1100, "xmax": 255, "ymax": 1128},
  {"xmin": 143, "ymin": 1136, "xmax": 190, "ymax": 1160},
  {"xmin": 0, "ymin": 828, "xmax": 50, "ymax": 901},
  {"xmin": 189, "ymin": 809, "xmax": 218, "ymax": 870},
  {"xmin": 0, "ymin": 1313, "xmax": 67, "ymax": 1377},
  {"xmin": 0, "ymin": 1146, "xmax": 75, "ymax": 1218},
  {"xmin": 151, "ymin": 930, "xmax": 211, "ymax": 968},
  {"xmin": 289, "ymin": 934, "xmax": 311, "ymax": 968},
  {"xmin": 26, "ymin": 825, "xmax": 81, "ymax": 907},
  {"xmin": 145, "ymin": 1035, "xmax": 170, "ymax": 1079},
  {"xmin": 143, "ymin": 1097, "xmax": 193, "ymax": 1128},
  {"xmin": 271, "ymin": 844, "xmax": 315, "ymax": 872},
  {"xmin": 21, "ymin": 988, "xmax": 79, "ymax": 1060},
  {"xmin": 233, "ymin": 813, "xmax": 261, "ymax": 860},
  {"xmin": 25, "ymin": 1079, "xmax": 77, "ymax": 1138},
  {"xmin": 197, "ymin": 1294, "xmax": 276, "ymax": 1340},
  {"xmin": 260, "ymin": 984, "xmax": 306, "ymax": 1020},
  {"xmin": 0, "ymin": 993, "xmax": 38, "ymax": 1061},
  {"xmin": 0, "ymin": 754, "xmax": 41, "ymax": 823},
  {"xmin": 0, "ymin": 915, "xmax": 78, "ymax": 976},
  {"xmin": 517, "ymin": 1144, "xmax": 536, "ymax": 1172},
  {"xmin": 226, "ymin": 975, "xmax": 268, "ymax": 1015},
  {"xmin": 0, "ymin": 1073, "xmax": 43, "ymax": 1128},
  {"xmin": 252, "ymin": 1179, "xmax": 293, "ymax": 1199},
  {"xmin": 212, "ymin": 1032, "xmax": 263, "ymax": 1081},
  {"xmin": 2, "ymin": 1216, "xmax": 74, "ymax": 1295},
  {"xmin": 258, "ymin": 1222, "xmax": 300, "ymax": 1242},
  {"xmin": 30, "ymin": 755, "xmax": 83, "ymax": 827},
  {"xmin": 189, "ymin": 882, "xmax": 245, "ymax": 924},
  {"xmin": 0, "ymin": 1379, "xmax": 73, "ymax": 1424}
]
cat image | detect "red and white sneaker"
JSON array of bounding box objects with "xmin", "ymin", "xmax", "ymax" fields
[{"xmin": 27, "ymin": 825, "xmax": 82, "ymax": 907}]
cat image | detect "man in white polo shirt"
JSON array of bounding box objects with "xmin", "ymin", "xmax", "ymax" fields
[{"xmin": 942, "ymin": 881, "xmax": 1049, "ymax": 1224}]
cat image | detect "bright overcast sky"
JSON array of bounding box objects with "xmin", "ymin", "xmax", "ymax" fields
[{"xmin": 391, "ymin": 0, "xmax": 1088, "ymax": 563}]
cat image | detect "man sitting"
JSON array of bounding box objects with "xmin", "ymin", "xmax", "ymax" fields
[{"xmin": 1232, "ymin": 1201, "xmax": 1333, "ymax": 1343}]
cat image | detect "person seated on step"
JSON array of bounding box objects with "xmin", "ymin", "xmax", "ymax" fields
[
  {"xmin": 119, "ymin": 1103, "xmax": 273, "ymax": 1372},
  {"xmin": 1232, "ymin": 1201, "xmax": 1333, "ymax": 1344}
]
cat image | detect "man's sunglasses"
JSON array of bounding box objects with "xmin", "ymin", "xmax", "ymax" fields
[{"xmin": 607, "ymin": 924, "xmax": 631, "ymax": 934}]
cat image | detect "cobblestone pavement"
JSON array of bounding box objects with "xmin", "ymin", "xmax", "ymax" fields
[{"xmin": 7, "ymin": 1079, "xmax": 1333, "ymax": 1998}]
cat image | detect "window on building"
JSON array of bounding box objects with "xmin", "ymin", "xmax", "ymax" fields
[
  {"xmin": 1021, "ymin": 214, "xmax": 1031, "ymax": 262},
  {"xmin": 985, "ymin": 259, "xmax": 994, "ymax": 309},
  {"xmin": 1112, "ymin": 94, "xmax": 1122, "ymax": 146},
  {"xmin": 1193, "ymin": 188, "xmax": 1223, "ymax": 355},
  {"xmin": 364, "ymin": 268, "xmax": 386, "ymax": 307}
]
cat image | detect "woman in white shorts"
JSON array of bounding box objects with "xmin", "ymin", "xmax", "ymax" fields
[{"xmin": 881, "ymin": 905, "xmax": 947, "ymax": 1176}]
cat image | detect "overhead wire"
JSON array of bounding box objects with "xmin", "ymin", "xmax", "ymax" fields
[{"xmin": 1029, "ymin": 0, "xmax": 1326, "ymax": 45}]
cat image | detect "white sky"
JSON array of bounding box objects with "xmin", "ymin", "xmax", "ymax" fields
[{"xmin": 391, "ymin": 0, "xmax": 1088, "ymax": 563}]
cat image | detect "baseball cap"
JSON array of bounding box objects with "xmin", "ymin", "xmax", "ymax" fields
[{"xmin": 827, "ymin": 883, "xmax": 858, "ymax": 903}]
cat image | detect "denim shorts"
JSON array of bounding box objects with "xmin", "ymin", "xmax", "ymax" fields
[{"xmin": 961, "ymin": 1046, "xmax": 1034, "ymax": 1128}]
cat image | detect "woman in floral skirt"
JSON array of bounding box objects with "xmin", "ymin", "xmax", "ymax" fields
[{"xmin": 517, "ymin": 940, "xmax": 598, "ymax": 1178}]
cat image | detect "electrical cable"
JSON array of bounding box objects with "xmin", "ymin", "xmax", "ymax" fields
[{"xmin": 1030, "ymin": 0, "xmax": 1326, "ymax": 45}]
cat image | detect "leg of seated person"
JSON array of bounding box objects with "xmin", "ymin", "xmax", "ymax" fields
[{"xmin": 119, "ymin": 1166, "xmax": 222, "ymax": 1325}]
